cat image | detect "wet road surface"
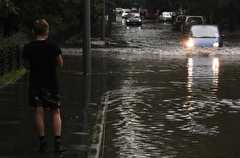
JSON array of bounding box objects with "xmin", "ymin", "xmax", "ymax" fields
[{"xmin": 100, "ymin": 18, "xmax": 240, "ymax": 158}]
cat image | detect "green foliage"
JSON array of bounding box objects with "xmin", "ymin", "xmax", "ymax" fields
[
  {"xmin": 0, "ymin": 68, "xmax": 26, "ymax": 87},
  {"xmin": 0, "ymin": 31, "xmax": 29, "ymax": 50},
  {"xmin": 0, "ymin": 0, "xmax": 104, "ymax": 35},
  {"xmin": 13, "ymin": 0, "xmax": 82, "ymax": 29},
  {"xmin": 91, "ymin": 0, "xmax": 102, "ymax": 24},
  {"xmin": 0, "ymin": 0, "xmax": 19, "ymax": 17}
]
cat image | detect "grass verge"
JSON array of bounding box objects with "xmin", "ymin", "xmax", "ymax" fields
[{"xmin": 0, "ymin": 68, "xmax": 26, "ymax": 87}]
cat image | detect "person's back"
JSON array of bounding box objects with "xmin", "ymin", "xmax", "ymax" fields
[
  {"xmin": 22, "ymin": 19, "xmax": 65, "ymax": 153},
  {"xmin": 24, "ymin": 39, "xmax": 61, "ymax": 90}
]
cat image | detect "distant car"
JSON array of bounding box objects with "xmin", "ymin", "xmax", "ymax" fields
[
  {"xmin": 159, "ymin": 12, "xmax": 172, "ymax": 22},
  {"xmin": 131, "ymin": 7, "xmax": 138, "ymax": 13},
  {"xmin": 126, "ymin": 13, "xmax": 142, "ymax": 25},
  {"xmin": 172, "ymin": 15, "xmax": 186, "ymax": 31},
  {"xmin": 185, "ymin": 24, "xmax": 224, "ymax": 47},
  {"xmin": 181, "ymin": 16, "xmax": 205, "ymax": 34},
  {"xmin": 122, "ymin": 9, "xmax": 131, "ymax": 18},
  {"xmin": 115, "ymin": 8, "xmax": 123, "ymax": 14}
]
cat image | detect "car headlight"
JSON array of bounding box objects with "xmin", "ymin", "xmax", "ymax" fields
[
  {"xmin": 213, "ymin": 42, "xmax": 219, "ymax": 47},
  {"xmin": 138, "ymin": 19, "xmax": 141, "ymax": 22},
  {"xmin": 186, "ymin": 41, "xmax": 194, "ymax": 47},
  {"xmin": 126, "ymin": 19, "xmax": 130, "ymax": 22}
]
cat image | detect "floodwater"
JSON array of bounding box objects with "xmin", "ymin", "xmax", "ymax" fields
[
  {"xmin": 62, "ymin": 17, "xmax": 240, "ymax": 157},
  {"xmin": 101, "ymin": 54, "xmax": 240, "ymax": 158},
  {"xmin": 1, "ymin": 16, "xmax": 240, "ymax": 158},
  {"xmin": 90, "ymin": 19, "xmax": 240, "ymax": 158}
]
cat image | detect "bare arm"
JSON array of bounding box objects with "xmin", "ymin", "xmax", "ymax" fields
[
  {"xmin": 24, "ymin": 60, "xmax": 30, "ymax": 70},
  {"xmin": 56, "ymin": 54, "xmax": 63, "ymax": 67}
]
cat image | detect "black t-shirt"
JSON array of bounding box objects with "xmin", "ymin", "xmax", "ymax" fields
[{"xmin": 22, "ymin": 39, "xmax": 62, "ymax": 92}]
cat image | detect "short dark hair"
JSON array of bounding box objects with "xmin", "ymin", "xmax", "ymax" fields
[{"xmin": 33, "ymin": 19, "xmax": 49, "ymax": 36}]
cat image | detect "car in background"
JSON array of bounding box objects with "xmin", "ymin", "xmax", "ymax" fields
[
  {"xmin": 131, "ymin": 7, "xmax": 138, "ymax": 13},
  {"xmin": 115, "ymin": 8, "xmax": 123, "ymax": 14},
  {"xmin": 172, "ymin": 15, "xmax": 186, "ymax": 31},
  {"xmin": 122, "ymin": 9, "xmax": 131, "ymax": 18},
  {"xmin": 126, "ymin": 13, "xmax": 142, "ymax": 25},
  {"xmin": 181, "ymin": 16, "xmax": 204, "ymax": 34},
  {"xmin": 159, "ymin": 12, "xmax": 172, "ymax": 22},
  {"xmin": 185, "ymin": 24, "xmax": 224, "ymax": 47}
]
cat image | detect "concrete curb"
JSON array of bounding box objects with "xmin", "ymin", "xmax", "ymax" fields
[{"xmin": 88, "ymin": 97, "xmax": 108, "ymax": 158}]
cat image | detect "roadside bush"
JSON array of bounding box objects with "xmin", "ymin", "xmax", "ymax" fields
[{"xmin": 0, "ymin": 31, "xmax": 30, "ymax": 51}]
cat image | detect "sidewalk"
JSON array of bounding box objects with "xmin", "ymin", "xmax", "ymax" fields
[{"xmin": 0, "ymin": 56, "xmax": 106, "ymax": 158}]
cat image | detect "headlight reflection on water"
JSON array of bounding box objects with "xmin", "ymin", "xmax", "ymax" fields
[
  {"xmin": 187, "ymin": 57, "xmax": 219, "ymax": 93},
  {"xmin": 187, "ymin": 58, "xmax": 193, "ymax": 92},
  {"xmin": 212, "ymin": 57, "xmax": 219, "ymax": 89},
  {"xmin": 183, "ymin": 57, "xmax": 220, "ymax": 135}
]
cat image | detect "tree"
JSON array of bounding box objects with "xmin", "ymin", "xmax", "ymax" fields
[
  {"xmin": 169, "ymin": 0, "xmax": 240, "ymax": 31},
  {"xmin": 13, "ymin": 0, "xmax": 82, "ymax": 31},
  {"xmin": 0, "ymin": 0, "xmax": 19, "ymax": 37},
  {"xmin": 0, "ymin": 0, "xmax": 103, "ymax": 37}
]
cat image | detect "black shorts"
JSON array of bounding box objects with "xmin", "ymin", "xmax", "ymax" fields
[{"xmin": 29, "ymin": 87, "xmax": 61, "ymax": 109}]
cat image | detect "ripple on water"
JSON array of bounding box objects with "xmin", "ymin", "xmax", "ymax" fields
[{"xmin": 62, "ymin": 46, "xmax": 240, "ymax": 57}]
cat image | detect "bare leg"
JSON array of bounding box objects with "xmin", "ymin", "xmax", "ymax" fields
[
  {"xmin": 35, "ymin": 107, "xmax": 45, "ymax": 136},
  {"xmin": 50, "ymin": 108, "xmax": 62, "ymax": 136},
  {"xmin": 35, "ymin": 107, "xmax": 48, "ymax": 152},
  {"xmin": 51, "ymin": 108, "xmax": 65, "ymax": 152}
]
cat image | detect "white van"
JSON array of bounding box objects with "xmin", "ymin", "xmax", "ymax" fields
[
  {"xmin": 159, "ymin": 12, "xmax": 172, "ymax": 22},
  {"xmin": 122, "ymin": 9, "xmax": 131, "ymax": 18}
]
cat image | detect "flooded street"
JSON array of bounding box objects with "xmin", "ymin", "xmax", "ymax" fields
[
  {"xmin": 90, "ymin": 19, "xmax": 240, "ymax": 158},
  {"xmin": 100, "ymin": 55, "xmax": 240, "ymax": 158},
  {"xmin": 1, "ymin": 17, "xmax": 240, "ymax": 158},
  {"xmin": 62, "ymin": 17, "xmax": 240, "ymax": 157}
]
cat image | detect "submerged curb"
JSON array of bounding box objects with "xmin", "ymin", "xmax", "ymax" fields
[{"xmin": 88, "ymin": 97, "xmax": 108, "ymax": 158}]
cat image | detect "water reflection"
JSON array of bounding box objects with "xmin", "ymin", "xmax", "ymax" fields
[
  {"xmin": 212, "ymin": 58, "xmax": 219, "ymax": 92},
  {"xmin": 126, "ymin": 26, "xmax": 142, "ymax": 30},
  {"xmin": 187, "ymin": 57, "xmax": 219, "ymax": 95},
  {"xmin": 103, "ymin": 54, "xmax": 240, "ymax": 157},
  {"xmin": 97, "ymin": 18, "xmax": 240, "ymax": 157},
  {"xmin": 183, "ymin": 57, "xmax": 220, "ymax": 135},
  {"xmin": 187, "ymin": 58, "xmax": 193, "ymax": 92}
]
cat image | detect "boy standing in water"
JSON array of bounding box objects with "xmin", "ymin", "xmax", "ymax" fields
[{"xmin": 22, "ymin": 19, "xmax": 65, "ymax": 153}]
